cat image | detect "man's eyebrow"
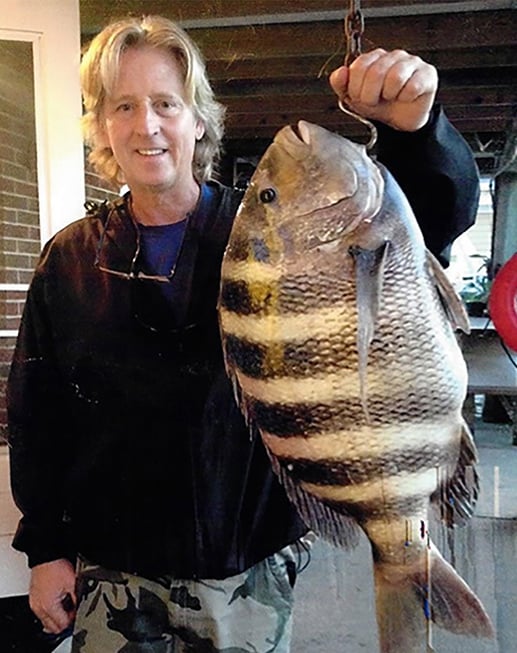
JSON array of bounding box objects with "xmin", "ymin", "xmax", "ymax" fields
[
  {"xmin": 108, "ymin": 92, "xmax": 182, "ymax": 101},
  {"xmin": 106, "ymin": 93, "xmax": 133, "ymax": 103}
]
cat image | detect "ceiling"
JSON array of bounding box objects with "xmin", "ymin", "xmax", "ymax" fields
[{"xmin": 79, "ymin": 0, "xmax": 517, "ymax": 175}]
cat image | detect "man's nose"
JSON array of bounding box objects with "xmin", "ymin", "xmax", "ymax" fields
[{"xmin": 134, "ymin": 103, "xmax": 160, "ymax": 135}]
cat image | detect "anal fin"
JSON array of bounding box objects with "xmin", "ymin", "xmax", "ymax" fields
[{"xmin": 269, "ymin": 452, "xmax": 362, "ymax": 549}]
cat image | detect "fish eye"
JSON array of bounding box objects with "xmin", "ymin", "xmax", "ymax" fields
[{"xmin": 259, "ymin": 188, "xmax": 277, "ymax": 204}]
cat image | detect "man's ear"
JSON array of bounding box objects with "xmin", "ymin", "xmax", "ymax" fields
[{"xmin": 195, "ymin": 120, "xmax": 205, "ymax": 141}]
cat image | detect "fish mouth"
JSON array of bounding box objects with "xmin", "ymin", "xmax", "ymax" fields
[
  {"xmin": 274, "ymin": 121, "xmax": 314, "ymax": 159},
  {"xmin": 289, "ymin": 121, "xmax": 311, "ymax": 145}
]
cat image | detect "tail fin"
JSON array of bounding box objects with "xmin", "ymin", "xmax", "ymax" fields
[{"xmin": 374, "ymin": 542, "xmax": 494, "ymax": 653}]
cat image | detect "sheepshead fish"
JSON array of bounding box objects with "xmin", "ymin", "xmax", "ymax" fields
[{"xmin": 218, "ymin": 121, "xmax": 494, "ymax": 652}]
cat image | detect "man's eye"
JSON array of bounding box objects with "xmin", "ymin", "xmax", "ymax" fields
[{"xmin": 156, "ymin": 99, "xmax": 182, "ymax": 112}]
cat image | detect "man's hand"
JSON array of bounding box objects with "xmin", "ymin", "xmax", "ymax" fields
[
  {"xmin": 29, "ymin": 558, "xmax": 77, "ymax": 634},
  {"xmin": 329, "ymin": 48, "xmax": 438, "ymax": 132}
]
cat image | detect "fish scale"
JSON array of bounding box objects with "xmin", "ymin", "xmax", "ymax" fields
[{"xmin": 218, "ymin": 120, "xmax": 494, "ymax": 652}]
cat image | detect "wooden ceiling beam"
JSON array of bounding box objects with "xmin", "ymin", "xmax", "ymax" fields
[
  {"xmin": 205, "ymin": 46, "xmax": 517, "ymax": 83},
  {"xmin": 219, "ymin": 88, "xmax": 517, "ymax": 116},
  {"xmin": 190, "ymin": 11, "xmax": 515, "ymax": 61},
  {"xmin": 224, "ymin": 110, "xmax": 512, "ymax": 136},
  {"xmin": 213, "ymin": 74, "xmax": 516, "ymax": 100},
  {"xmin": 80, "ymin": 1, "xmax": 516, "ymax": 34}
]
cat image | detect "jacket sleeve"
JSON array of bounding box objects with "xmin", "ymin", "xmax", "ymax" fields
[
  {"xmin": 375, "ymin": 105, "xmax": 480, "ymax": 267},
  {"xmin": 7, "ymin": 249, "xmax": 76, "ymax": 568}
]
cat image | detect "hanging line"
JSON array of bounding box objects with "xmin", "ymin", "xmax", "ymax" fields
[{"xmin": 339, "ymin": 0, "xmax": 377, "ymax": 150}]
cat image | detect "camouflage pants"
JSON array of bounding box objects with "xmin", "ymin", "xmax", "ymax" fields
[{"xmin": 70, "ymin": 540, "xmax": 311, "ymax": 653}]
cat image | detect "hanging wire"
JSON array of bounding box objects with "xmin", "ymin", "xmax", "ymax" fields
[
  {"xmin": 339, "ymin": 0, "xmax": 378, "ymax": 150},
  {"xmin": 425, "ymin": 527, "xmax": 436, "ymax": 652}
]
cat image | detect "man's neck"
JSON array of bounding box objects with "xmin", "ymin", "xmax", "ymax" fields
[{"xmin": 129, "ymin": 182, "xmax": 201, "ymax": 226}]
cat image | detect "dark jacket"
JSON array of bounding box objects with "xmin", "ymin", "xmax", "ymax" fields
[{"xmin": 7, "ymin": 106, "xmax": 479, "ymax": 579}]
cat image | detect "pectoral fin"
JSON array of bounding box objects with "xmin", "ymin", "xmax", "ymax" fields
[{"xmin": 350, "ymin": 242, "xmax": 391, "ymax": 419}]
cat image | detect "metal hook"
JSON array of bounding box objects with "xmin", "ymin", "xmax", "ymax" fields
[{"xmin": 338, "ymin": 100, "xmax": 378, "ymax": 151}]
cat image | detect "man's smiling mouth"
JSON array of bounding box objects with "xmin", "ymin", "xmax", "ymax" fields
[{"xmin": 137, "ymin": 148, "xmax": 167, "ymax": 156}]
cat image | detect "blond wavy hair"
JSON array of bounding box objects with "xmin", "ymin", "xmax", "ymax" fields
[{"xmin": 80, "ymin": 15, "xmax": 225, "ymax": 187}]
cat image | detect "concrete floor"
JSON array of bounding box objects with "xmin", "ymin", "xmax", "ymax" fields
[{"xmin": 1, "ymin": 417, "xmax": 516, "ymax": 653}]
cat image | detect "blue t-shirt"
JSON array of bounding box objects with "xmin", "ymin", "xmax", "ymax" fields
[
  {"xmin": 137, "ymin": 184, "xmax": 215, "ymax": 278},
  {"xmin": 138, "ymin": 220, "xmax": 187, "ymax": 278}
]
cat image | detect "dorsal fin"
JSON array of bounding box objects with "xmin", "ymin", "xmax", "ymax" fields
[
  {"xmin": 426, "ymin": 250, "xmax": 470, "ymax": 333},
  {"xmin": 431, "ymin": 420, "xmax": 480, "ymax": 526}
]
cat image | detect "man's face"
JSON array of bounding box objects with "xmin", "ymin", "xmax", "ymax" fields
[{"xmin": 100, "ymin": 45, "xmax": 204, "ymax": 194}]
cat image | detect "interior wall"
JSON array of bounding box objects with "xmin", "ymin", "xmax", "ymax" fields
[
  {"xmin": 0, "ymin": 0, "xmax": 84, "ymax": 438},
  {"xmin": 1, "ymin": 0, "xmax": 85, "ymax": 243}
]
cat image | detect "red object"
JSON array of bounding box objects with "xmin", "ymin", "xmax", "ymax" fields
[{"xmin": 489, "ymin": 253, "xmax": 517, "ymax": 351}]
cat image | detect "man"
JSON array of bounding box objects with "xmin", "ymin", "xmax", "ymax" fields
[{"xmin": 7, "ymin": 15, "xmax": 479, "ymax": 653}]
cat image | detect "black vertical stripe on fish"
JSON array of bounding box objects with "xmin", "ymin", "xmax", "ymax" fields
[
  {"xmin": 219, "ymin": 279, "xmax": 273, "ymax": 315},
  {"xmin": 320, "ymin": 495, "xmax": 433, "ymax": 522},
  {"xmin": 247, "ymin": 392, "xmax": 460, "ymax": 437},
  {"xmin": 219, "ymin": 273, "xmax": 356, "ymax": 315},
  {"xmin": 276, "ymin": 441, "xmax": 458, "ymax": 486},
  {"xmin": 249, "ymin": 397, "xmax": 364, "ymax": 436},
  {"xmin": 223, "ymin": 334, "xmax": 358, "ymax": 379}
]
